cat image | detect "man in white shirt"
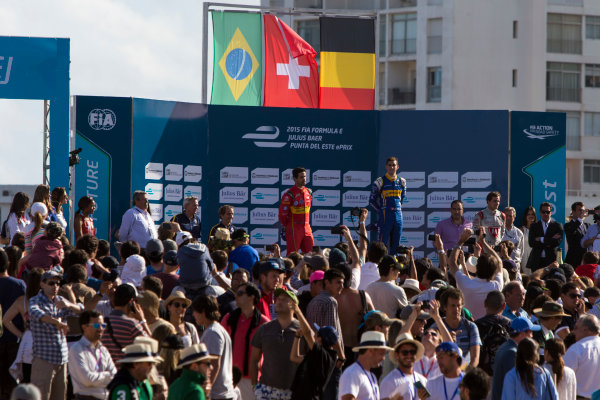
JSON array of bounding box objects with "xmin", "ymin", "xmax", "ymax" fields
[
  {"xmin": 358, "ymin": 241, "xmax": 387, "ymax": 290},
  {"xmin": 502, "ymin": 207, "xmax": 524, "ymax": 265},
  {"xmin": 563, "ymin": 314, "xmax": 600, "ymax": 399},
  {"xmin": 68, "ymin": 310, "xmax": 116, "ymax": 400},
  {"xmin": 366, "ymin": 255, "xmax": 407, "ymax": 318},
  {"xmin": 426, "ymin": 342, "xmax": 464, "ymax": 400},
  {"xmin": 380, "ymin": 333, "xmax": 427, "ymax": 400},
  {"xmin": 118, "ymin": 191, "xmax": 157, "ymax": 249}
]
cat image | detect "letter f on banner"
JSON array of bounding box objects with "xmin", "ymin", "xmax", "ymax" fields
[
  {"xmin": 0, "ymin": 56, "xmax": 13, "ymax": 84},
  {"xmin": 263, "ymin": 15, "xmax": 319, "ymax": 108}
]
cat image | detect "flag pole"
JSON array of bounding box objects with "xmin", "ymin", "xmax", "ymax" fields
[{"xmin": 202, "ymin": 1, "xmax": 209, "ymax": 104}]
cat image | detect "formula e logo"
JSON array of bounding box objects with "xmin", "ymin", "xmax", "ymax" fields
[
  {"xmin": 242, "ymin": 126, "xmax": 287, "ymax": 148},
  {"xmin": 0, "ymin": 56, "xmax": 13, "ymax": 84},
  {"xmin": 88, "ymin": 109, "xmax": 116, "ymax": 131},
  {"xmin": 523, "ymin": 125, "xmax": 559, "ymax": 140}
]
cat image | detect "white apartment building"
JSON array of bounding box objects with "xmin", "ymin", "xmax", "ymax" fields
[{"xmin": 265, "ymin": 0, "xmax": 600, "ymax": 215}]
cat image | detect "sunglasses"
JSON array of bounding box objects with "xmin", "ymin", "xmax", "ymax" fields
[
  {"xmin": 424, "ymin": 330, "xmax": 438, "ymax": 337},
  {"xmin": 568, "ymin": 293, "xmax": 582, "ymax": 299},
  {"xmin": 399, "ymin": 349, "xmax": 418, "ymax": 356},
  {"xmin": 45, "ymin": 281, "xmax": 60, "ymax": 287},
  {"xmin": 235, "ymin": 290, "xmax": 246, "ymax": 297},
  {"xmin": 88, "ymin": 323, "xmax": 107, "ymax": 329},
  {"xmin": 541, "ymin": 210, "xmax": 551, "ymax": 214},
  {"xmin": 171, "ymin": 302, "xmax": 187, "ymax": 308}
]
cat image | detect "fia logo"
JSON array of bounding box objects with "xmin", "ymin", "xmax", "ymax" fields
[
  {"xmin": 88, "ymin": 109, "xmax": 116, "ymax": 131},
  {"xmin": 0, "ymin": 56, "xmax": 13, "ymax": 84}
]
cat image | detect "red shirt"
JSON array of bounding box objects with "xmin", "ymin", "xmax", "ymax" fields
[
  {"xmin": 575, "ymin": 264, "xmax": 599, "ymax": 280},
  {"xmin": 221, "ymin": 311, "xmax": 270, "ymax": 378}
]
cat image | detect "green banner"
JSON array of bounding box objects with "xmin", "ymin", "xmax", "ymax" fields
[{"xmin": 211, "ymin": 12, "xmax": 262, "ymax": 106}]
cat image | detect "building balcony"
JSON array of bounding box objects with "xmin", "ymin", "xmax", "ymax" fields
[{"xmin": 389, "ymin": 88, "xmax": 416, "ymax": 105}]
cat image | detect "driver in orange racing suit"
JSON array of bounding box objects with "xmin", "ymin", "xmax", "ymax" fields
[{"xmin": 279, "ymin": 167, "xmax": 314, "ymax": 253}]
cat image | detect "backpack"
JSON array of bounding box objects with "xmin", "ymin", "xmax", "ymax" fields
[{"xmin": 477, "ymin": 319, "xmax": 510, "ymax": 375}]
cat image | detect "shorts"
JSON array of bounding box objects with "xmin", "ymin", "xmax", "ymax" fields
[{"xmin": 254, "ymin": 383, "xmax": 292, "ymax": 400}]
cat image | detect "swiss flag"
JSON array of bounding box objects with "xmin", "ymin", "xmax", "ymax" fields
[{"xmin": 263, "ymin": 15, "xmax": 319, "ymax": 108}]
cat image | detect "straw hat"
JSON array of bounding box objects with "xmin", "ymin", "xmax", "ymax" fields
[
  {"xmin": 164, "ymin": 290, "xmax": 192, "ymax": 308},
  {"xmin": 117, "ymin": 343, "xmax": 161, "ymax": 364},
  {"xmin": 389, "ymin": 333, "xmax": 425, "ymax": 365},
  {"xmin": 177, "ymin": 343, "xmax": 218, "ymax": 369},
  {"xmin": 352, "ymin": 331, "xmax": 394, "ymax": 352},
  {"xmin": 533, "ymin": 301, "xmax": 569, "ymax": 318},
  {"xmin": 401, "ymin": 279, "xmax": 421, "ymax": 294}
]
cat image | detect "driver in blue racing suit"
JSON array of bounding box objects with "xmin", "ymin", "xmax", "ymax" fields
[{"xmin": 369, "ymin": 156, "xmax": 406, "ymax": 253}]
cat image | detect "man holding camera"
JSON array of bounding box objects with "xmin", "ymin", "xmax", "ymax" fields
[
  {"xmin": 472, "ymin": 191, "xmax": 505, "ymax": 247},
  {"xmin": 369, "ymin": 157, "xmax": 406, "ymax": 254},
  {"xmin": 279, "ymin": 167, "xmax": 314, "ymax": 254}
]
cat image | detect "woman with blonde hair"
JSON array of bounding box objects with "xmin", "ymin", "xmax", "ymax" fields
[
  {"xmin": 24, "ymin": 203, "xmax": 48, "ymax": 255},
  {"xmin": 32, "ymin": 184, "xmax": 56, "ymax": 222},
  {"xmin": 152, "ymin": 323, "xmax": 183, "ymax": 385}
]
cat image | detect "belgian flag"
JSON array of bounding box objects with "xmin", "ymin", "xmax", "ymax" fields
[{"xmin": 319, "ymin": 17, "xmax": 375, "ymax": 110}]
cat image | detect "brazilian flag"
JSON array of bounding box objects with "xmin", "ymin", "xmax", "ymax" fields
[{"xmin": 211, "ymin": 12, "xmax": 262, "ymax": 106}]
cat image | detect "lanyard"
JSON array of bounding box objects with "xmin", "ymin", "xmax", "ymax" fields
[
  {"xmin": 88, "ymin": 345, "xmax": 103, "ymax": 372},
  {"xmin": 419, "ymin": 357, "xmax": 435, "ymax": 378},
  {"xmin": 397, "ymin": 368, "xmax": 416, "ymax": 400},
  {"xmin": 357, "ymin": 362, "xmax": 379, "ymax": 400},
  {"xmin": 443, "ymin": 373, "xmax": 463, "ymax": 400}
]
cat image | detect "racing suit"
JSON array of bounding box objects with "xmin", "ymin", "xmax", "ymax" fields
[
  {"xmin": 279, "ymin": 186, "xmax": 314, "ymax": 253},
  {"xmin": 472, "ymin": 208, "xmax": 506, "ymax": 246},
  {"xmin": 369, "ymin": 173, "xmax": 406, "ymax": 253}
]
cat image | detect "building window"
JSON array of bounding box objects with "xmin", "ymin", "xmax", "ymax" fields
[
  {"xmin": 427, "ymin": 18, "xmax": 443, "ymax": 54},
  {"xmin": 427, "ymin": 0, "xmax": 442, "ymax": 4},
  {"xmin": 547, "ymin": 13, "xmax": 582, "ymax": 54},
  {"xmin": 548, "ymin": 0, "xmax": 582, "ymax": 4},
  {"xmin": 586, "ymin": 16, "xmax": 600, "ymax": 39},
  {"xmin": 584, "ymin": 160, "xmax": 600, "ymax": 183},
  {"xmin": 294, "ymin": 0, "xmax": 322, "ymax": 8},
  {"xmin": 584, "ymin": 112, "xmax": 600, "ymax": 136},
  {"xmin": 546, "ymin": 62, "xmax": 580, "ymax": 102},
  {"xmin": 512, "ymin": 69, "xmax": 518, "ymax": 87},
  {"xmin": 295, "ymin": 19, "xmax": 320, "ymax": 53},
  {"xmin": 585, "ymin": 64, "xmax": 600, "ymax": 87},
  {"xmin": 380, "ymin": 15, "xmax": 387, "ymax": 57},
  {"xmin": 513, "ymin": 20, "xmax": 518, "ymax": 38},
  {"xmin": 566, "ymin": 112, "xmax": 581, "ymax": 150},
  {"xmin": 427, "ymin": 67, "xmax": 442, "ymax": 103},
  {"xmin": 392, "ymin": 13, "xmax": 417, "ymax": 55},
  {"xmin": 389, "ymin": 0, "xmax": 417, "ymax": 7}
]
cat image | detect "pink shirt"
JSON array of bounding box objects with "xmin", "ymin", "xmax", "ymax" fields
[{"xmin": 222, "ymin": 311, "xmax": 270, "ymax": 378}]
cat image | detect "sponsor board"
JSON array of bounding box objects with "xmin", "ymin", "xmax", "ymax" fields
[
  {"xmin": 219, "ymin": 187, "xmax": 248, "ymax": 204},
  {"xmin": 400, "ymin": 172, "xmax": 425, "ymax": 189},
  {"xmin": 342, "ymin": 211, "xmax": 371, "ymax": 227},
  {"xmin": 312, "ymin": 229, "xmax": 341, "ymax": 246},
  {"xmin": 145, "ymin": 163, "xmax": 163, "ymax": 180},
  {"xmin": 350, "ymin": 229, "xmax": 372, "ymax": 243},
  {"xmin": 145, "ymin": 183, "xmax": 163, "ymax": 201},
  {"xmin": 461, "ymin": 172, "xmax": 492, "ymax": 188},
  {"xmin": 251, "ymin": 168, "xmax": 279, "ymax": 185},
  {"xmin": 220, "ymin": 166, "xmax": 248, "ymax": 184},
  {"xmin": 281, "ymin": 168, "xmax": 310, "ymax": 186},
  {"xmin": 250, "ymin": 208, "xmax": 279, "ymax": 225},
  {"xmin": 403, "ymin": 191, "xmax": 425, "ymax": 209},
  {"xmin": 149, "ymin": 203, "xmax": 163, "ymax": 222},
  {"xmin": 250, "ymin": 228, "xmax": 279, "ymax": 245},
  {"xmin": 343, "ymin": 171, "xmax": 371, "ymax": 188},
  {"xmin": 251, "ymin": 187, "xmax": 280, "ymax": 205},
  {"xmin": 427, "ymin": 192, "xmax": 458, "ymax": 208},
  {"xmin": 427, "ymin": 212, "xmax": 450, "ymax": 228},
  {"xmin": 412, "ymin": 251, "xmax": 425, "ymax": 260},
  {"xmin": 402, "ymin": 211, "xmax": 425, "ymax": 229},
  {"xmin": 164, "ymin": 184, "xmax": 183, "ymax": 202},
  {"xmin": 184, "ymin": 165, "xmax": 202, "ymax": 183},
  {"xmin": 342, "ymin": 191, "xmax": 370, "ymax": 208},
  {"xmin": 184, "ymin": 186, "xmax": 202, "ymax": 200},
  {"xmin": 463, "ymin": 211, "xmax": 477, "ymax": 223},
  {"xmin": 165, "ymin": 164, "xmax": 183, "ymax": 181},
  {"xmin": 426, "ymin": 251, "xmax": 439, "ymax": 265},
  {"xmin": 523, "ymin": 124, "xmax": 560, "ymax": 140},
  {"xmin": 312, "ymin": 170, "xmax": 341, "ymax": 187},
  {"xmin": 233, "ymin": 207, "xmax": 248, "ymax": 224},
  {"xmin": 312, "ymin": 209, "xmax": 340, "ymax": 226},
  {"xmin": 461, "ymin": 192, "xmax": 488, "ymax": 209},
  {"xmin": 400, "ymin": 231, "xmax": 424, "ymax": 248},
  {"xmin": 164, "ymin": 205, "xmax": 183, "ymax": 221},
  {"xmin": 428, "ymin": 171, "xmax": 459, "ymax": 188},
  {"xmin": 312, "ymin": 190, "xmax": 340, "ymax": 207},
  {"xmin": 88, "ymin": 109, "xmax": 116, "ymax": 130}
]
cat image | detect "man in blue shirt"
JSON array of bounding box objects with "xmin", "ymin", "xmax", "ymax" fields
[
  {"xmin": 228, "ymin": 229, "xmax": 259, "ymax": 274},
  {"xmin": 502, "ymin": 282, "xmax": 529, "ymax": 321},
  {"xmin": 171, "ymin": 196, "xmax": 202, "ymax": 240},
  {"xmin": 490, "ymin": 317, "xmax": 540, "ymax": 400}
]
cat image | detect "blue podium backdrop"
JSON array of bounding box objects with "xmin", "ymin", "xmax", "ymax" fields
[{"xmin": 73, "ymin": 96, "xmax": 565, "ymax": 258}]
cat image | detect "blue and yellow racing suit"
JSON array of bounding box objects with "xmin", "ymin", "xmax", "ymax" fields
[{"xmin": 369, "ymin": 173, "xmax": 406, "ymax": 253}]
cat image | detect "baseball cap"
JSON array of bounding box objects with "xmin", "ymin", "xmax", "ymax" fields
[
  {"xmin": 145, "ymin": 239, "xmax": 164, "ymax": 257},
  {"xmin": 510, "ymin": 316, "xmax": 541, "ymax": 333},
  {"xmin": 436, "ymin": 341, "xmax": 462, "ymax": 357},
  {"xmin": 100, "ymin": 255, "xmax": 119, "ymax": 270},
  {"xmin": 398, "ymin": 305, "xmax": 430, "ymax": 321},
  {"xmin": 163, "ymin": 239, "xmax": 178, "ymax": 252},
  {"xmin": 164, "ymin": 250, "xmax": 178, "ymax": 266},
  {"xmin": 231, "ymin": 229, "xmax": 249, "ymax": 241},
  {"xmin": 42, "ymin": 270, "xmax": 62, "ymax": 282},
  {"xmin": 303, "ymin": 254, "xmax": 329, "ymax": 270},
  {"xmin": 175, "ymin": 231, "xmax": 193, "ymax": 246},
  {"xmin": 257, "ymin": 259, "xmax": 285, "ymax": 275},
  {"xmin": 309, "ymin": 270, "xmax": 325, "ymax": 283},
  {"xmin": 115, "ymin": 283, "xmax": 138, "ymax": 303},
  {"xmin": 328, "ymin": 248, "xmax": 347, "ymax": 267},
  {"xmin": 31, "ymin": 202, "xmax": 48, "ymax": 217},
  {"xmin": 274, "ymin": 288, "xmax": 298, "ymax": 304},
  {"xmin": 313, "ymin": 323, "xmax": 339, "ymax": 348}
]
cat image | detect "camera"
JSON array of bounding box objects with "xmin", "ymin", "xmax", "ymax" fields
[
  {"xmin": 350, "ymin": 207, "xmax": 361, "ymax": 217},
  {"xmin": 421, "ymin": 300, "xmax": 430, "ymax": 310},
  {"xmin": 428, "ymin": 234, "xmax": 436, "ymax": 241},
  {"xmin": 264, "ymin": 245, "xmax": 275, "ymax": 252},
  {"xmin": 464, "ymin": 237, "xmax": 477, "ymax": 246},
  {"xmin": 474, "ymin": 228, "xmax": 485, "ymax": 237},
  {"xmin": 396, "ymin": 246, "xmax": 410, "ymax": 254},
  {"xmin": 331, "ymin": 226, "xmax": 344, "ymax": 235}
]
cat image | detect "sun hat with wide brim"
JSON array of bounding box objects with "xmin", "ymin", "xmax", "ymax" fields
[
  {"xmin": 352, "ymin": 331, "xmax": 394, "ymax": 352},
  {"xmin": 177, "ymin": 343, "xmax": 218, "ymax": 369},
  {"xmin": 117, "ymin": 343, "xmax": 161, "ymax": 364},
  {"xmin": 533, "ymin": 301, "xmax": 570, "ymax": 318},
  {"xmin": 164, "ymin": 290, "xmax": 192, "ymax": 308},
  {"xmin": 389, "ymin": 333, "xmax": 425, "ymax": 365}
]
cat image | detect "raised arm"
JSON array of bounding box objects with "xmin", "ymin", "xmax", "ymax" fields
[{"xmin": 358, "ymin": 208, "xmax": 369, "ymax": 260}]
